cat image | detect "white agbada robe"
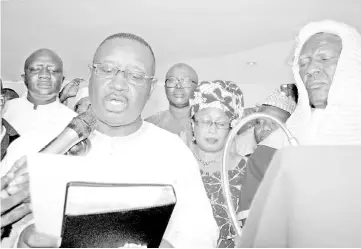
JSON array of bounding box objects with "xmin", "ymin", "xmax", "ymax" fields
[
  {"xmin": 3, "ymin": 95, "xmax": 76, "ymax": 136},
  {"xmin": 260, "ymin": 19, "xmax": 361, "ymax": 148},
  {"xmin": 1, "ymin": 122, "xmax": 218, "ymax": 248},
  {"xmin": 239, "ymin": 20, "xmax": 361, "ymax": 247}
]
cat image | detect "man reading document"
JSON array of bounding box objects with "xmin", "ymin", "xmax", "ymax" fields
[{"xmin": 6, "ymin": 33, "xmax": 217, "ymax": 247}]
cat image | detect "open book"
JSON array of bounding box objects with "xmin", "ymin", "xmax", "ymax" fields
[{"xmin": 26, "ymin": 153, "xmax": 177, "ymax": 248}]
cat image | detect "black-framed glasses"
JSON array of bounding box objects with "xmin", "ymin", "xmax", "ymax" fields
[
  {"xmin": 193, "ymin": 118, "xmax": 231, "ymax": 130},
  {"xmin": 90, "ymin": 63, "xmax": 156, "ymax": 87},
  {"xmin": 165, "ymin": 77, "xmax": 197, "ymax": 88}
]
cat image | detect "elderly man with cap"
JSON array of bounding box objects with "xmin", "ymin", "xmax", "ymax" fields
[
  {"xmin": 146, "ymin": 63, "xmax": 198, "ymax": 142},
  {"xmin": 239, "ymin": 20, "xmax": 361, "ymax": 247},
  {"xmin": 235, "ymin": 87, "xmax": 296, "ymax": 157},
  {"xmin": 236, "ymin": 87, "xmax": 296, "ymax": 221}
]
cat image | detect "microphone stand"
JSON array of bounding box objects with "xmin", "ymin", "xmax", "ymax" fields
[{"xmin": 221, "ymin": 113, "xmax": 299, "ymax": 237}]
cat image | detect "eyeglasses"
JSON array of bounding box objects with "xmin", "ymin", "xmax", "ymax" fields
[
  {"xmin": 194, "ymin": 118, "xmax": 231, "ymax": 130},
  {"xmin": 91, "ymin": 63, "xmax": 156, "ymax": 87},
  {"xmin": 165, "ymin": 77, "xmax": 197, "ymax": 88}
]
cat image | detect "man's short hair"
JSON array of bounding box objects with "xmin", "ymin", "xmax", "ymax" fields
[
  {"xmin": 24, "ymin": 48, "xmax": 63, "ymax": 72},
  {"xmin": 95, "ymin": 33, "xmax": 156, "ymax": 75},
  {"xmin": 1, "ymin": 88, "xmax": 19, "ymax": 101}
]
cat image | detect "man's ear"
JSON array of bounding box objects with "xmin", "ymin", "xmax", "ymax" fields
[
  {"xmin": 21, "ymin": 74, "xmax": 27, "ymax": 86},
  {"xmin": 149, "ymin": 78, "xmax": 157, "ymax": 95}
]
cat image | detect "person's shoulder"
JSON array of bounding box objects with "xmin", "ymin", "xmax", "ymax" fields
[
  {"xmin": 55, "ymin": 101, "xmax": 77, "ymax": 118},
  {"xmin": 144, "ymin": 121, "xmax": 178, "ymax": 139},
  {"xmin": 6, "ymin": 96, "xmax": 25, "ymax": 105},
  {"xmin": 145, "ymin": 110, "xmax": 168, "ymax": 124},
  {"xmin": 143, "ymin": 122, "xmax": 191, "ymax": 150},
  {"xmin": 2, "ymin": 98, "xmax": 28, "ymax": 121},
  {"xmin": 4, "ymin": 97, "xmax": 27, "ymax": 110}
]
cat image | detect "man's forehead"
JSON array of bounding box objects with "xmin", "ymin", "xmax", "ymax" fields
[
  {"xmin": 166, "ymin": 64, "xmax": 198, "ymax": 79},
  {"xmin": 260, "ymin": 105, "xmax": 285, "ymax": 115},
  {"xmin": 301, "ymin": 33, "xmax": 342, "ymax": 53},
  {"xmin": 94, "ymin": 39, "xmax": 154, "ymax": 72},
  {"xmin": 95, "ymin": 39, "xmax": 152, "ymax": 61},
  {"xmin": 27, "ymin": 50, "xmax": 62, "ymax": 66}
]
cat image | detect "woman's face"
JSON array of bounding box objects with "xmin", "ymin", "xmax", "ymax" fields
[{"xmin": 193, "ymin": 107, "xmax": 231, "ymax": 153}]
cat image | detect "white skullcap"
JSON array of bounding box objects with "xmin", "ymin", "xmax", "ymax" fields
[{"xmin": 263, "ymin": 88, "xmax": 296, "ymax": 114}]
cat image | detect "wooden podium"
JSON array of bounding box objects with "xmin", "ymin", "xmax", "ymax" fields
[{"xmin": 239, "ymin": 146, "xmax": 361, "ymax": 247}]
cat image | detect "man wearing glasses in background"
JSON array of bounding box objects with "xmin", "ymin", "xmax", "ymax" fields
[{"xmin": 146, "ymin": 63, "xmax": 198, "ymax": 143}]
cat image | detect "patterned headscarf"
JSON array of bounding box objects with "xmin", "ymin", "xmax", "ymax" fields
[
  {"xmin": 190, "ymin": 80, "xmax": 244, "ymax": 127},
  {"xmin": 263, "ymin": 88, "xmax": 296, "ymax": 114}
]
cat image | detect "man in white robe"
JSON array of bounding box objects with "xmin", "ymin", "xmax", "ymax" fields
[
  {"xmin": 262, "ymin": 20, "xmax": 361, "ymax": 147},
  {"xmin": 239, "ymin": 19, "xmax": 361, "ymax": 247},
  {"xmin": 3, "ymin": 49, "xmax": 76, "ymax": 136},
  {"xmin": 4, "ymin": 33, "xmax": 218, "ymax": 248}
]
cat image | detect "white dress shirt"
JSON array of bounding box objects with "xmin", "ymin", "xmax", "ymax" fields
[{"xmin": 3, "ymin": 95, "xmax": 76, "ymax": 136}]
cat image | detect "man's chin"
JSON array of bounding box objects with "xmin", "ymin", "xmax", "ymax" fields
[
  {"xmin": 34, "ymin": 89, "xmax": 56, "ymax": 96},
  {"xmin": 309, "ymin": 97, "xmax": 328, "ymax": 109},
  {"xmin": 170, "ymin": 100, "xmax": 189, "ymax": 108}
]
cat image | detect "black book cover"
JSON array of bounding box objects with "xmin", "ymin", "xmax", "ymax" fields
[{"xmin": 60, "ymin": 182, "xmax": 176, "ymax": 248}]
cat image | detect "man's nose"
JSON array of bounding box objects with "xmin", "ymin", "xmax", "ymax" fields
[
  {"xmin": 208, "ymin": 122, "xmax": 217, "ymax": 133},
  {"xmin": 175, "ymin": 82, "xmax": 184, "ymax": 89},
  {"xmin": 38, "ymin": 67, "xmax": 51, "ymax": 79},
  {"xmin": 110, "ymin": 73, "xmax": 129, "ymax": 90},
  {"xmin": 305, "ymin": 61, "xmax": 321, "ymax": 78}
]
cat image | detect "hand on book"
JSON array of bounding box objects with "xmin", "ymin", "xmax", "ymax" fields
[{"xmin": 18, "ymin": 224, "xmax": 61, "ymax": 248}]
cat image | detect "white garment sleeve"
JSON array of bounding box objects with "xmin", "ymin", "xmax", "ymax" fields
[{"xmin": 162, "ymin": 143, "xmax": 218, "ymax": 247}]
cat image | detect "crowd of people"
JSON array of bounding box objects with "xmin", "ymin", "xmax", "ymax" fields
[{"xmin": 1, "ymin": 18, "xmax": 361, "ymax": 248}]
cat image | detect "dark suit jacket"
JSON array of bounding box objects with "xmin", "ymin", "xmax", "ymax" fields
[{"xmin": 1, "ymin": 119, "xmax": 20, "ymax": 161}]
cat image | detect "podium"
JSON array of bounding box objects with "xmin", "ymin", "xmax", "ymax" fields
[{"xmin": 239, "ymin": 146, "xmax": 361, "ymax": 247}]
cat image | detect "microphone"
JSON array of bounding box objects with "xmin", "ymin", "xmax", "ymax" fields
[{"xmin": 39, "ymin": 110, "xmax": 97, "ymax": 154}]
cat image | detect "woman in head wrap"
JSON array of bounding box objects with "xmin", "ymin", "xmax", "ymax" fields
[{"xmin": 185, "ymin": 80, "xmax": 246, "ymax": 248}]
